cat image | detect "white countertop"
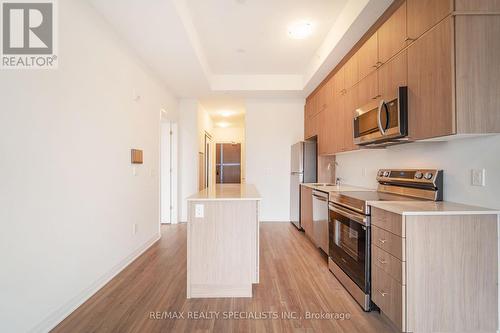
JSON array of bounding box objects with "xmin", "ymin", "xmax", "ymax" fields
[
  {"xmin": 368, "ymin": 200, "xmax": 500, "ymax": 216},
  {"xmin": 302, "ymin": 183, "xmax": 375, "ymax": 193},
  {"xmin": 187, "ymin": 184, "xmax": 261, "ymax": 201}
]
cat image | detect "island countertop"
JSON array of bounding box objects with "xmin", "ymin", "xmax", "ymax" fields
[{"xmin": 187, "ymin": 184, "xmax": 261, "ymax": 201}]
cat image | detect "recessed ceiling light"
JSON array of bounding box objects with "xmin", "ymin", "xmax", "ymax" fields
[
  {"xmin": 288, "ymin": 21, "xmax": 313, "ymax": 39},
  {"xmin": 236, "ymin": 48, "xmax": 246, "ymax": 53},
  {"xmin": 219, "ymin": 110, "xmax": 235, "ymax": 117},
  {"xmin": 217, "ymin": 122, "xmax": 230, "ymax": 128}
]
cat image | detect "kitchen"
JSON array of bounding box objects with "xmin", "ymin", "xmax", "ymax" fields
[{"xmin": 1, "ymin": 0, "xmax": 500, "ymax": 333}]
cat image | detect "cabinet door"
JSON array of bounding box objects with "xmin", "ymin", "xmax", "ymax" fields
[
  {"xmin": 455, "ymin": 15, "xmax": 500, "ymax": 133},
  {"xmin": 317, "ymin": 110, "xmax": 329, "ymax": 155},
  {"xmin": 408, "ymin": 17, "xmax": 454, "ymax": 140},
  {"xmin": 358, "ymin": 70, "xmax": 379, "ymax": 107},
  {"xmin": 323, "ymin": 72, "xmax": 343, "ymax": 155},
  {"xmin": 378, "ymin": 1, "xmax": 407, "ymax": 64},
  {"xmin": 344, "ymin": 53, "xmax": 359, "ymax": 89},
  {"xmin": 343, "ymin": 86, "xmax": 359, "ymax": 152},
  {"xmin": 300, "ymin": 185, "xmax": 313, "ymax": 237},
  {"xmin": 378, "ymin": 50, "xmax": 407, "ymax": 102},
  {"xmin": 455, "ymin": 0, "xmax": 500, "ymax": 11},
  {"xmin": 407, "ymin": 0, "xmax": 452, "ymax": 40},
  {"xmin": 358, "ymin": 33, "xmax": 379, "ymax": 79}
]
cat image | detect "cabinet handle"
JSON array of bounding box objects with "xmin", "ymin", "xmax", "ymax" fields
[
  {"xmin": 378, "ymin": 238, "xmax": 387, "ymax": 244},
  {"xmin": 372, "ymin": 95, "xmax": 381, "ymax": 100},
  {"xmin": 377, "ymin": 257, "xmax": 387, "ymax": 265},
  {"xmin": 405, "ymin": 37, "xmax": 415, "ymax": 42},
  {"xmin": 377, "ymin": 289, "xmax": 388, "ymax": 297}
]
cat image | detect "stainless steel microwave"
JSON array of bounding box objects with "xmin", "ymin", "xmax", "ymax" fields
[{"xmin": 353, "ymin": 86, "xmax": 408, "ymax": 147}]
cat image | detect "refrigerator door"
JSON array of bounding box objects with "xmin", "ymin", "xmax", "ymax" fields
[
  {"xmin": 290, "ymin": 172, "xmax": 304, "ymax": 229},
  {"xmin": 290, "ymin": 142, "xmax": 304, "ymax": 173},
  {"xmin": 303, "ymin": 141, "xmax": 317, "ymax": 183}
]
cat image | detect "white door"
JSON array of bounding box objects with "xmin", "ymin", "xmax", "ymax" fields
[{"xmin": 160, "ymin": 122, "xmax": 178, "ymax": 224}]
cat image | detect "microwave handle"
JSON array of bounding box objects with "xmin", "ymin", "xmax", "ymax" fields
[{"xmin": 377, "ymin": 100, "xmax": 388, "ymax": 135}]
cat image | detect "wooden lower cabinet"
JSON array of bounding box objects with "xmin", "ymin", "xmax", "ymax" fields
[
  {"xmin": 371, "ymin": 208, "xmax": 499, "ymax": 332},
  {"xmin": 300, "ymin": 185, "xmax": 313, "ymax": 238}
]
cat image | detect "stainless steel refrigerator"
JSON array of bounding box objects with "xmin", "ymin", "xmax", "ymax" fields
[{"xmin": 290, "ymin": 141, "xmax": 317, "ymax": 229}]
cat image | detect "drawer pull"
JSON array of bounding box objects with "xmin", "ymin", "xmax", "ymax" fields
[
  {"xmin": 377, "ymin": 257, "xmax": 387, "ymax": 265},
  {"xmin": 378, "ymin": 238, "xmax": 387, "ymax": 244},
  {"xmin": 377, "ymin": 289, "xmax": 388, "ymax": 297}
]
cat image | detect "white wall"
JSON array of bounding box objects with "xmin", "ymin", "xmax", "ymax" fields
[
  {"xmin": 178, "ymin": 100, "xmax": 199, "ymax": 222},
  {"xmin": 0, "ymin": 0, "xmax": 177, "ymax": 331},
  {"xmin": 246, "ymin": 99, "xmax": 305, "ymax": 221},
  {"xmin": 335, "ymin": 135, "xmax": 500, "ymax": 209}
]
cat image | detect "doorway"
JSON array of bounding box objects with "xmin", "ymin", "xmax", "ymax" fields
[
  {"xmin": 160, "ymin": 121, "xmax": 178, "ymax": 224},
  {"xmin": 216, "ymin": 143, "xmax": 241, "ymax": 184}
]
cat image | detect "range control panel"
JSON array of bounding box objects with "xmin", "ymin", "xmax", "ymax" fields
[{"xmin": 377, "ymin": 169, "xmax": 442, "ymax": 184}]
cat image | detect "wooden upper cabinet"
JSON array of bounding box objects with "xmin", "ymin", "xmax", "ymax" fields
[
  {"xmin": 378, "ymin": 1, "xmax": 407, "ymax": 64},
  {"xmin": 407, "ymin": 0, "xmax": 452, "ymax": 40},
  {"xmin": 455, "ymin": 15, "xmax": 500, "ymax": 133},
  {"xmin": 317, "ymin": 110, "xmax": 329, "ymax": 155},
  {"xmin": 358, "ymin": 33, "xmax": 379, "ymax": 79},
  {"xmin": 343, "ymin": 86, "xmax": 359, "ymax": 152},
  {"xmin": 344, "ymin": 53, "xmax": 359, "ymax": 89},
  {"xmin": 408, "ymin": 17, "xmax": 454, "ymax": 140},
  {"xmin": 332, "ymin": 67, "xmax": 345, "ymax": 96},
  {"xmin": 358, "ymin": 70, "xmax": 379, "ymax": 107},
  {"xmin": 455, "ymin": 0, "xmax": 500, "ymax": 11},
  {"xmin": 378, "ymin": 50, "xmax": 407, "ymax": 102}
]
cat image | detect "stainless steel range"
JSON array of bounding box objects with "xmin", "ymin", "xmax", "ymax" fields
[{"xmin": 327, "ymin": 169, "xmax": 443, "ymax": 311}]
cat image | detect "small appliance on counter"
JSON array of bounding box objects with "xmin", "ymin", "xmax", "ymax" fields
[
  {"xmin": 290, "ymin": 140, "xmax": 317, "ymax": 230},
  {"xmin": 328, "ymin": 169, "xmax": 443, "ymax": 311}
]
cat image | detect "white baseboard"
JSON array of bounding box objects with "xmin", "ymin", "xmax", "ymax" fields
[{"xmin": 30, "ymin": 234, "xmax": 161, "ymax": 333}]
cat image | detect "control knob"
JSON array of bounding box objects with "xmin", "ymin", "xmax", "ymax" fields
[
  {"xmin": 415, "ymin": 171, "xmax": 423, "ymax": 179},
  {"xmin": 424, "ymin": 172, "xmax": 433, "ymax": 180},
  {"xmin": 383, "ymin": 171, "xmax": 390, "ymax": 177}
]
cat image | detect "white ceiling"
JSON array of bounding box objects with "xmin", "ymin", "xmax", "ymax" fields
[
  {"xmin": 200, "ymin": 97, "xmax": 246, "ymax": 128},
  {"xmin": 87, "ymin": 0, "xmax": 393, "ymax": 98},
  {"xmin": 186, "ymin": 0, "xmax": 348, "ymax": 75}
]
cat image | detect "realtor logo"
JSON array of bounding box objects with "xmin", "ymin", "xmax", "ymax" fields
[{"xmin": 1, "ymin": 0, "xmax": 57, "ymax": 69}]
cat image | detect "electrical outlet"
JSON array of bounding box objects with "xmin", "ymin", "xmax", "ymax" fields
[
  {"xmin": 362, "ymin": 168, "xmax": 367, "ymax": 177},
  {"xmin": 132, "ymin": 223, "xmax": 138, "ymax": 235},
  {"xmin": 471, "ymin": 169, "xmax": 486, "ymax": 186},
  {"xmin": 195, "ymin": 204, "xmax": 204, "ymax": 218},
  {"xmin": 132, "ymin": 166, "xmax": 137, "ymax": 176}
]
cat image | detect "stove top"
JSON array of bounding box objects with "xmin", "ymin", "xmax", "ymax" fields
[
  {"xmin": 329, "ymin": 169, "xmax": 443, "ymax": 215},
  {"xmin": 329, "ymin": 191, "xmax": 424, "ymax": 215}
]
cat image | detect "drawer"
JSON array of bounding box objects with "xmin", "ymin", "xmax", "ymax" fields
[
  {"xmin": 372, "ymin": 245, "xmax": 405, "ymax": 284},
  {"xmin": 372, "ymin": 264, "xmax": 405, "ymax": 331},
  {"xmin": 371, "ymin": 207, "xmax": 404, "ymax": 236},
  {"xmin": 372, "ymin": 225, "xmax": 404, "ymax": 261}
]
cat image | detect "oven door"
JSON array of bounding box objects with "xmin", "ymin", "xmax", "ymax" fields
[{"xmin": 328, "ymin": 203, "xmax": 370, "ymax": 293}]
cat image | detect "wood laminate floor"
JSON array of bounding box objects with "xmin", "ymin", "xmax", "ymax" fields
[{"xmin": 53, "ymin": 223, "xmax": 397, "ymax": 333}]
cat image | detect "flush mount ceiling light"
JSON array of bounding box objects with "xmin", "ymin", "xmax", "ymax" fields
[
  {"xmin": 219, "ymin": 110, "xmax": 235, "ymax": 117},
  {"xmin": 217, "ymin": 122, "xmax": 230, "ymax": 128},
  {"xmin": 288, "ymin": 21, "xmax": 313, "ymax": 39}
]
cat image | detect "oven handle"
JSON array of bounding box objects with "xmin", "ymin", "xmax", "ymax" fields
[{"xmin": 329, "ymin": 203, "xmax": 368, "ymax": 226}]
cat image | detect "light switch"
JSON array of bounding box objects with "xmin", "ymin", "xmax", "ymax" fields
[
  {"xmin": 195, "ymin": 204, "xmax": 204, "ymax": 218},
  {"xmin": 471, "ymin": 169, "xmax": 486, "ymax": 186}
]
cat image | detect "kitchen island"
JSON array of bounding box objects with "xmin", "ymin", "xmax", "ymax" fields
[{"xmin": 186, "ymin": 184, "xmax": 261, "ymax": 298}]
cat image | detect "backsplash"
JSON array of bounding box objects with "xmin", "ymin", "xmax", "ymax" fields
[
  {"xmin": 318, "ymin": 155, "xmax": 336, "ymax": 184},
  {"xmin": 335, "ymin": 135, "xmax": 500, "ymax": 209}
]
